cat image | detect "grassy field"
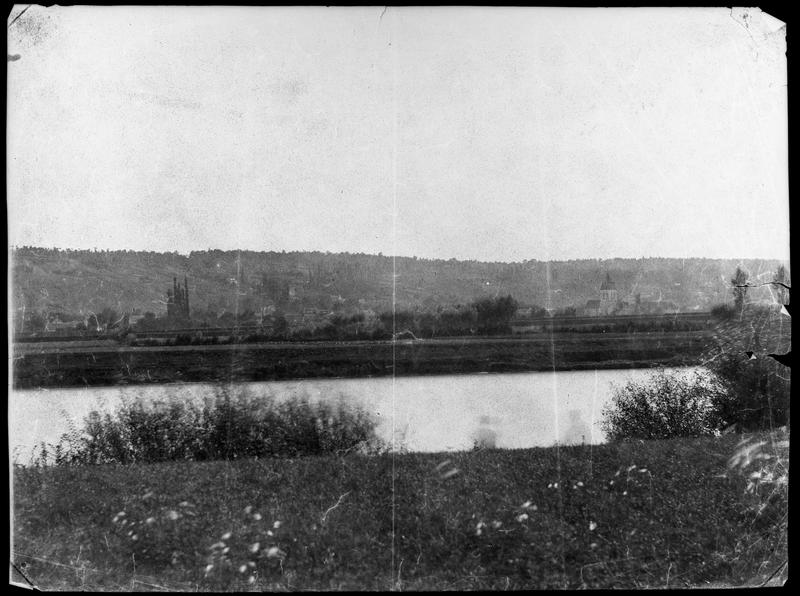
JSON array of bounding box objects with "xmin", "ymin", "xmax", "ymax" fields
[
  {"xmin": 12, "ymin": 331, "xmax": 711, "ymax": 388},
  {"xmin": 12, "ymin": 432, "xmax": 787, "ymax": 590}
]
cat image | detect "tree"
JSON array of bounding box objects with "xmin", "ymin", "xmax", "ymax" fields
[
  {"xmin": 473, "ymin": 295, "xmax": 519, "ymax": 334},
  {"xmin": 731, "ymin": 267, "xmax": 748, "ymax": 311}
]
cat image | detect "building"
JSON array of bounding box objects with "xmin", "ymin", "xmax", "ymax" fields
[
  {"xmin": 166, "ymin": 276, "xmax": 191, "ymax": 319},
  {"xmin": 599, "ymin": 273, "xmax": 618, "ymax": 315},
  {"xmin": 582, "ymin": 273, "xmax": 621, "ymax": 316}
]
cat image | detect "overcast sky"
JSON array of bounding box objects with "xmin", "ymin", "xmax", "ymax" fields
[{"xmin": 7, "ymin": 6, "xmax": 789, "ymax": 262}]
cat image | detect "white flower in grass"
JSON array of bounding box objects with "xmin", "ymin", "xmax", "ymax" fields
[
  {"xmin": 267, "ymin": 530, "xmax": 274, "ymax": 537},
  {"xmin": 221, "ymin": 532, "xmax": 233, "ymax": 540},
  {"xmin": 516, "ymin": 513, "xmax": 529, "ymax": 522},
  {"xmin": 204, "ymin": 564, "xmax": 214, "ymax": 575},
  {"xmin": 273, "ymin": 521, "xmax": 281, "ymax": 529},
  {"xmin": 248, "ymin": 576, "xmax": 256, "ymax": 585},
  {"xmin": 166, "ymin": 510, "xmax": 180, "ymax": 521},
  {"xmin": 589, "ymin": 521, "xmax": 597, "ymax": 531},
  {"xmin": 475, "ymin": 521, "xmax": 486, "ymax": 536},
  {"xmin": 577, "ymin": 481, "xmax": 584, "ymax": 487},
  {"xmin": 244, "ymin": 505, "xmax": 253, "ymax": 514},
  {"xmin": 222, "ymin": 547, "xmax": 230, "ymax": 555},
  {"xmin": 491, "ymin": 520, "xmax": 502, "ymax": 529},
  {"xmin": 253, "ymin": 513, "xmax": 262, "ymax": 521},
  {"xmin": 522, "ymin": 501, "xmax": 532, "ymax": 508},
  {"xmin": 179, "ymin": 501, "xmax": 192, "ymax": 507},
  {"xmin": 250, "ymin": 542, "xmax": 260, "ymax": 554},
  {"xmin": 209, "ymin": 542, "xmax": 225, "ymax": 550},
  {"xmin": 239, "ymin": 564, "xmax": 248, "ymax": 573},
  {"xmin": 266, "ymin": 546, "xmax": 286, "ymax": 559},
  {"xmin": 145, "ymin": 517, "xmax": 156, "ymax": 526},
  {"xmin": 247, "ymin": 561, "xmax": 256, "ymax": 568},
  {"xmin": 132, "ymin": 534, "xmax": 138, "ymax": 541}
]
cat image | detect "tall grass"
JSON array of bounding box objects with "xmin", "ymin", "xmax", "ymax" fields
[{"xmin": 25, "ymin": 387, "xmax": 384, "ymax": 466}]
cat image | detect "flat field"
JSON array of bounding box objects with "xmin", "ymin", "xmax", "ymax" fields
[
  {"xmin": 12, "ymin": 432, "xmax": 787, "ymax": 590},
  {"xmin": 12, "ymin": 331, "xmax": 711, "ymax": 388}
]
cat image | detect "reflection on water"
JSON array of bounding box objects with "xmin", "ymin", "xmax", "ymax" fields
[{"xmin": 10, "ymin": 368, "xmax": 699, "ymax": 457}]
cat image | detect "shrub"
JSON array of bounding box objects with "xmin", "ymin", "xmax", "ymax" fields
[
  {"xmin": 37, "ymin": 387, "xmax": 384, "ymax": 465},
  {"xmin": 707, "ymin": 352, "xmax": 790, "ymax": 431},
  {"xmin": 602, "ymin": 370, "xmax": 726, "ymax": 441}
]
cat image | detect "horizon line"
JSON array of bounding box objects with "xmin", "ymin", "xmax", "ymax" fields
[{"xmin": 8, "ymin": 245, "xmax": 790, "ymax": 266}]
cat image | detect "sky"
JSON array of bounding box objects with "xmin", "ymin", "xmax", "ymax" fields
[{"xmin": 7, "ymin": 6, "xmax": 790, "ymax": 262}]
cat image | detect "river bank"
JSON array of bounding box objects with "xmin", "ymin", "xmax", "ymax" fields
[{"xmin": 12, "ymin": 331, "xmax": 710, "ymax": 389}]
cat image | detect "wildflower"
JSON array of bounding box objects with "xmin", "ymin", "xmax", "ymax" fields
[
  {"xmin": 553, "ymin": 482, "xmax": 558, "ymax": 489},
  {"xmin": 522, "ymin": 501, "xmax": 532, "ymax": 508},
  {"xmin": 222, "ymin": 547, "xmax": 230, "ymax": 555},
  {"xmin": 547, "ymin": 483, "xmax": 552, "ymax": 488},
  {"xmin": 132, "ymin": 534, "xmax": 139, "ymax": 541},
  {"xmin": 638, "ymin": 469, "xmax": 647, "ymax": 474},
  {"xmin": 626, "ymin": 465, "xmax": 636, "ymax": 472},
  {"xmin": 475, "ymin": 521, "xmax": 486, "ymax": 536},
  {"xmin": 273, "ymin": 521, "xmax": 281, "ymax": 529},
  {"xmin": 221, "ymin": 532, "xmax": 233, "ymax": 540},
  {"xmin": 250, "ymin": 542, "xmax": 261, "ymax": 554},
  {"xmin": 576, "ymin": 481, "xmax": 584, "ymax": 487},
  {"xmin": 589, "ymin": 521, "xmax": 597, "ymax": 531},
  {"xmin": 239, "ymin": 564, "xmax": 248, "ymax": 573},
  {"xmin": 248, "ymin": 576, "xmax": 256, "ymax": 585},
  {"xmin": 491, "ymin": 520, "xmax": 502, "ymax": 529},
  {"xmin": 248, "ymin": 561, "xmax": 256, "ymax": 568},
  {"xmin": 209, "ymin": 542, "xmax": 226, "ymax": 550},
  {"xmin": 267, "ymin": 530, "xmax": 274, "ymax": 537},
  {"xmin": 179, "ymin": 501, "xmax": 192, "ymax": 507},
  {"xmin": 253, "ymin": 513, "xmax": 262, "ymax": 521},
  {"xmin": 531, "ymin": 504, "xmax": 538, "ymax": 511},
  {"xmin": 244, "ymin": 505, "xmax": 253, "ymax": 514},
  {"xmin": 145, "ymin": 517, "xmax": 156, "ymax": 526},
  {"xmin": 266, "ymin": 546, "xmax": 286, "ymax": 559},
  {"xmin": 117, "ymin": 511, "xmax": 126, "ymax": 518},
  {"xmin": 516, "ymin": 513, "xmax": 529, "ymax": 522},
  {"xmin": 127, "ymin": 530, "xmax": 134, "ymax": 536},
  {"xmin": 204, "ymin": 564, "xmax": 214, "ymax": 575},
  {"xmin": 590, "ymin": 542, "xmax": 598, "ymax": 549},
  {"xmin": 622, "ymin": 491, "xmax": 628, "ymax": 496},
  {"xmin": 166, "ymin": 510, "xmax": 180, "ymax": 521}
]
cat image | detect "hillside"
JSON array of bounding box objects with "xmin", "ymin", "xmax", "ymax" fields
[{"xmin": 10, "ymin": 247, "xmax": 786, "ymax": 322}]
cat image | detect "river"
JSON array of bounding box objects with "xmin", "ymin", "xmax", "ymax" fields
[{"xmin": 9, "ymin": 367, "xmax": 699, "ymax": 461}]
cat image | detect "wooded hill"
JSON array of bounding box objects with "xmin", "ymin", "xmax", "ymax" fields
[{"xmin": 10, "ymin": 247, "xmax": 786, "ymax": 320}]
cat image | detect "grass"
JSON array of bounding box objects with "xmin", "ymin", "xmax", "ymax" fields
[
  {"xmin": 13, "ymin": 331, "xmax": 709, "ymax": 388},
  {"xmin": 12, "ymin": 431, "xmax": 788, "ymax": 591}
]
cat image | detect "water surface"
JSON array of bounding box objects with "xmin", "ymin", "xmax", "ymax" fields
[{"xmin": 9, "ymin": 368, "xmax": 698, "ymax": 459}]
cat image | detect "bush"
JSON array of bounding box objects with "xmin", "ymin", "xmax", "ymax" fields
[
  {"xmin": 602, "ymin": 370, "xmax": 726, "ymax": 441},
  {"xmin": 37, "ymin": 387, "xmax": 384, "ymax": 465},
  {"xmin": 707, "ymin": 352, "xmax": 790, "ymax": 431}
]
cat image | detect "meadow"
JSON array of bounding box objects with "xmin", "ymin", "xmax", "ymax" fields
[
  {"xmin": 12, "ymin": 331, "xmax": 709, "ymax": 388},
  {"xmin": 12, "ymin": 431, "xmax": 787, "ymax": 590}
]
